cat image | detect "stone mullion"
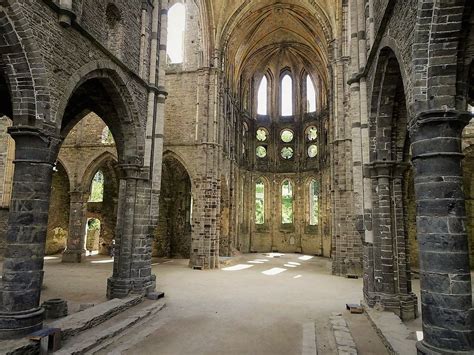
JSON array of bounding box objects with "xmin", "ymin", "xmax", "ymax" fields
[
  {"xmin": 370, "ymin": 174, "xmax": 382, "ymax": 293},
  {"xmin": 411, "ymin": 111, "xmax": 474, "ymax": 354},
  {"xmin": 62, "ymin": 190, "xmax": 89, "ymax": 263},
  {"xmin": 391, "ymin": 175, "xmax": 407, "ymax": 295},
  {"xmin": 0, "ymin": 126, "xmax": 60, "ymax": 339},
  {"xmin": 366, "ymin": 162, "xmax": 417, "ymax": 320},
  {"xmin": 377, "ymin": 174, "xmax": 395, "ymax": 294}
]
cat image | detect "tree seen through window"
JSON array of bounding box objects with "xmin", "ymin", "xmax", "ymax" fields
[
  {"xmin": 89, "ymin": 170, "xmax": 104, "ymax": 202},
  {"xmin": 281, "ymin": 180, "xmax": 293, "ymax": 224},
  {"xmin": 310, "ymin": 180, "xmax": 319, "ymax": 225},
  {"xmin": 255, "ymin": 179, "xmax": 265, "ymax": 224}
]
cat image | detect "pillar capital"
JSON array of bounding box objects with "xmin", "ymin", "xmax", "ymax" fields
[
  {"xmin": 409, "ymin": 110, "xmax": 471, "ymax": 152},
  {"xmin": 69, "ymin": 189, "xmax": 89, "ymax": 203},
  {"xmin": 364, "ymin": 161, "xmax": 410, "ymax": 179},
  {"xmin": 8, "ymin": 126, "xmax": 61, "ymax": 164},
  {"xmin": 118, "ymin": 163, "xmax": 149, "ymax": 181}
]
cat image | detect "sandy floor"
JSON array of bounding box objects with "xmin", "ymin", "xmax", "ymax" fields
[
  {"xmin": 39, "ymin": 254, "xmax": 388, "ymax": 354},
  {"xmin": 4, "ymin": 254, "xmax": 392, "ymax": 354}
]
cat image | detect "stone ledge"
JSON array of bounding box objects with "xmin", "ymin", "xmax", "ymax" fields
[
  {"xmin": 330, "ymin": 312, "xmax": 358, "ymax": 355},
  {"xmin": 55, "ymin": 300, "xmax": 166, "ymax": 354},
  {"xmin": 49, "ymin": 295, "xmax": 143, "ymax": 340},
  {"xmin": 365, "ymin": 307, "xmax": 417, "ymax": 355},
  {"xmin": 1, "ymin": 295, "xmax": 143, "ymax": 354}
]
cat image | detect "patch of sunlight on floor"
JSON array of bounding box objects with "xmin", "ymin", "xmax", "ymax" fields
[
  {"xmin": 298, "ymin": 255, "xmax": 314, "ymax": 261},
  {"xmin": 90, "ymin": 259, "xmax": 114, "ymax": 264},
  {"xmin": 288, "ymin": 262, "xmax": 301, "ymax": 265},
  {"xmin": 262, "ymin": 267, "xmax": 287, "ymax": 276},
  {"xmin": 44, "ymin": 256, "xmax": 59, "ymax": 260},
  {"xmin": 265, "ymin": 253, "xmax": 285, "ymax": 258},
  {"xmin": 222, "ymin": 264, "xmax": 254, "ymax": 271},
  {"xmin": 293, "ymin": 275, "xmax": 302, "ymax": 279},
  {"xmin": 416, "ymin": 331, "xmax": 424, "ymax": 341},
  {"xmin": 284, "ymin": 264, "xmax": 297, "ymax": 268}
]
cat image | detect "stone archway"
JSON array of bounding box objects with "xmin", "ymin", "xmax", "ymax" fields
[
  {"xmin": 85, "ymin": 157, "xmax": 119, "ymax": 257},
  {"xmin": 155, "ymin": 154, "xmax": 192, "ymax": 259},
  {"xmin": 155, "ymin": 155, "xmax": 192, "ymax": 258},
  {"xmin": 365, "ymin": 47, "xmax": 417, "ymax": 321}
]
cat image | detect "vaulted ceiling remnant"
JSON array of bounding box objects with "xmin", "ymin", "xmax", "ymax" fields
[{"xmin": 206, "ymin": 0, "xmax": 338, "ymax": 94}]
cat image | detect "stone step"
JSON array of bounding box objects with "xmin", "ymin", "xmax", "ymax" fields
[
  {"xmin": 50, "ymin": 295, "xmax": 143, "ymax": 340},
  {"xmin": 365, "ymin": 308, "xmax": 417, "ymax": 355},
  {"xmin": 3, "ymin": 295, "xmax": 143, "ymax": 354},
  {"xmin": 55, "ymin": 300, "xmax": 166, "ymax": 355}
]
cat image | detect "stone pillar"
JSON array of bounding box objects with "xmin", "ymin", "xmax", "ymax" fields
[
  {"xmin": 0, "ymin": 127, "xmax": 60, "ymax": 339},
  {"xmin": 107, "ymin": 164, "xmax": 155, "ymax": 299},
  {"xmin": 62, "ymin": 190, "xmax": 88, "ymax": 263},
  {"xmin": 365, "ymin": 161, "xmax": 417, "ymax": 321},
  {"xmin": 411, "ymin": 111, "xmax": 474, "ymax": 354}
]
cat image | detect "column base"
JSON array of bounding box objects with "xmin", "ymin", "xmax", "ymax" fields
[
  {"xmin": 417, "ymin": 340, "xmax": 474, "ymax": 355},
  {"xmin": 189, "ymin": 254, "xmax": 220, "ymax": 270},
  {"xmin": 0, "ymin": 307, "xmax": 44, "ymax": 340},
  {"xmin": 62, "ymin": 250, "xmax": 86, "ymax": 263},
  {"xmin": 365, "ymin": 291, "xmax": 418, "ymax": 321},
  {"xmin": 107, "ymin": 274, "xmax": 156, "ymax": 299}
]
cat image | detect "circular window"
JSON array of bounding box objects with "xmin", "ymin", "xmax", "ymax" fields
[
  {"xmin": 281, "ymin": 129, "xmax": 294, "ymax": 143},
  {"xmin": 308, "ymin": 145, "xmax": 318, "ymax": 158},
  {"xmin": 256, "ymin": 128, "xmax": 268, "ymax": 142},
  {"xmin": 281, "ymin": 147, "xmax": 294, "ymax": 160},
  {"xmin": 306, "ymin": 126, "xmax": 318, "ymax": 141},
  {"xmin": 256, "ymin": 146, "xmax": 267, "ymax": 158}
]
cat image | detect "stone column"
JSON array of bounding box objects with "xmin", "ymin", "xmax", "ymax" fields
[
  {"xmin": 62, "ymin": 190, "xmax": 88, "ymax": 263},
  {"xmin": 107, "ymin": 164, "xmax": 155, "ymax": 299},
  {"xmin": 365, "ymin": 162, "xmax": 417, "ymax": 321},
  {"xmin": 0, "ymin": 126, "xmax": 60, "ymax": 339},
  {"xmin": 411, "ymin": 111, "xmax": 474, "ymax": 354}
]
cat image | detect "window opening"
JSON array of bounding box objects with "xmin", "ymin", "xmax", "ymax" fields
[{"xmin": 281, "ymin": 180, "xmax": 293, "ymax": 224}]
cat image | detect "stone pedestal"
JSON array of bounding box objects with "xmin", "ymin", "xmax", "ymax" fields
[
  {"xmin": 0, "ymin": 127, "xmax": 60, "ymax": 339},
  {"xmin": 62, "ymin": 191, "xmax": 88, "ymax": 263},
  {"xmin": 411, "ymin": 111, "xmax": 474, "ymax": 354}
]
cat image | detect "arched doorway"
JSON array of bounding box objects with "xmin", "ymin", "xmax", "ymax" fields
[
  {"xmin": 365, "ymin": 48, "xmax": 417, "ymax": 321},
  {"xmin": 60, "ymin": 112, "xmax": 119, "ymax": 263},
  {"xmin": 84, "ymin": 156, "xmax": 119, "ymax": 257},
  {"xmin": 155, "ymin": 154, "xmax": 192, "ymax": 258}
]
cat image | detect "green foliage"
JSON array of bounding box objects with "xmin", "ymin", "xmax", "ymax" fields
[
  {"xmin": 255, "ymin": 181, "xmax": 265, "ymax": 224},
  {"xmin": 281, "ymin": 180, "xmax": 293, "ymax": 224},
  {"xmin": 88, "ymin": 218, "xmax": 101, "ymax": 230},
  {"xmin": 89, "ymin": 170, "xmax": 104, "ymax": 202}
]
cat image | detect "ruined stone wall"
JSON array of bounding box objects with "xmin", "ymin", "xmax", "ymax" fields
[
  {"xmin": 46, "ymin": 164, "xmax": 70, "ymax": 255},
  {"xmin": 162, "ymin": 0, "xmax": 223, "ymax": 267},
  {"xmin": 462, "ymin": 119, "xmax": 473, "ymax": 267},
  {"xmin": 17, "ymin": 1, "xmax": 150, "ymax": 132},
  {"xmin": 239, "ymin": 170, "xmax": 331, "ymax": 256},
  {"xmin": 366, "ymin": 0, "xmax": 417, "ymax": 107},
  {"xmin": 43, "ymin": 113, "xmax": 119, "ymax": 255},
  {"xmin": 59, "ymin": 113, "xmax": 117, "ymax": 190},
  {"xmin": 154, "ymin": 156, "xmax": 192, "ymax": 258}
]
